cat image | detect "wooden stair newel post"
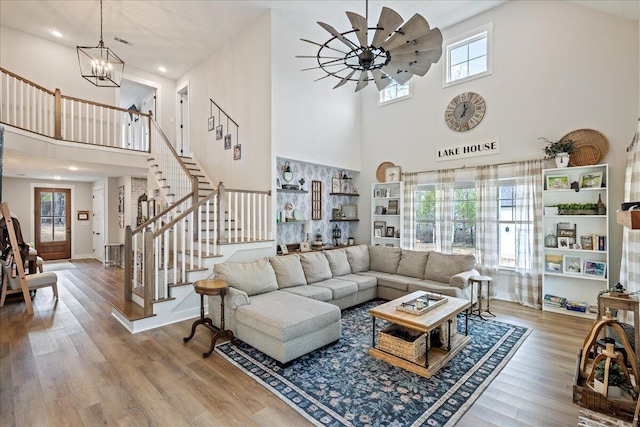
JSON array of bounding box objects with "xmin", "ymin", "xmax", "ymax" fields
[{"xmin": 0, "ymin": 202, "xmax": 34, "ymax": 315}]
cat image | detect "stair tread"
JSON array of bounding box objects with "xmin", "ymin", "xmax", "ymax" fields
[{"xmin": 110, "ymin": 300, "xmax": 155, "ymax": 322}]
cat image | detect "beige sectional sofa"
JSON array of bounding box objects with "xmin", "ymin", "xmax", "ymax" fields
[{"xmin": 208, "ymin": 244, "xmax": 478, "ymax": 364}]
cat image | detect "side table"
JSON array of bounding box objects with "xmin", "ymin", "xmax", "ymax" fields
[
  {"xmin": 183, "ymin": 279, "xmax": 237, "ymax": 358},
  {"xmin": 469, "ymin": 275, "xmax": 495, "ymax": 320}
]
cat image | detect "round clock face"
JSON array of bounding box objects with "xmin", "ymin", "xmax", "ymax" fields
[{"xmin": 445, "ymin": 92, "xmax": 486, "ymax": 132}]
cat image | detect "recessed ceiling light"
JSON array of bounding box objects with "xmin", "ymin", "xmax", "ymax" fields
[
  {"xmin": 158, "ymin": 66, "xmax": 167, "ymax": 73},
  {"xmin": 69, "ymin": 166, "xmax": 78, "ymax": 171},
  {"xmin": 51, "ymin": 30, "xmax": 63, "ymax": 38}
]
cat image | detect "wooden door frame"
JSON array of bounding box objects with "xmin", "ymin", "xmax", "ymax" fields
[{"xmin": 30, "ymin": 183, "xmax": 75, "ymax": 260}]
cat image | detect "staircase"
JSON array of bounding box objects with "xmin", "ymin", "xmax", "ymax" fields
[
  {"xmin": 112, "ymin": 115, "xmax": 273, "ymax": 333},
  {"xmin": 0, "ymin": 67, "xmax": 274, "ymax": 333}
]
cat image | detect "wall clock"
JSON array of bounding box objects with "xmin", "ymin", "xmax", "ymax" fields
[{"xmin": 445, "ymin": 92, "xmax": 486, "ymax": 132}]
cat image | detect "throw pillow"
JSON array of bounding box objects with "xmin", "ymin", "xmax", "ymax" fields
[
  {"xmin": 345, "ymin": 244, "xmax": 370, "ymax": 273},
  {"xmin": 396, "ymin": 250, "xmax": 430, "ymax": 279},
  {"xmin": 269, "ymin": 255, "xmax": 307, "ymax": 288},
  {"xmin": 424, "ymin": 252, "xmax": 476, "ymax": 284},
  {"xmin": 323, "ymin": 249, "xmax": 351, "ymax": 277},
  {"xmin": 369, "ymin": 245, "xmax": 401, "ymax": 274},
  {"xmin": 214, "ymin": 259, "xmax": 278, "ymax": 296},
  {"xmin": 299, "ymin": 251, "xmax": 333, "ymax": 284}
]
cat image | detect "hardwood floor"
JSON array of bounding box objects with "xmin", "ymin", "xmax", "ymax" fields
[{"xmin": 1, "ymin": 259, "xmax": 597, "ymax": 426}]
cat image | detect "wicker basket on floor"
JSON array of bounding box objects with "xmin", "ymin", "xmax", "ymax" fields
[{"xmin": 378, "ymin": 324, "xmax": 427, "ymax": 362}]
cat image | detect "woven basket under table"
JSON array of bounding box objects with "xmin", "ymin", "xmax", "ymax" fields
[{"xmin": 378, "ymin": 324, "xmax": 428, "ymax": 362}]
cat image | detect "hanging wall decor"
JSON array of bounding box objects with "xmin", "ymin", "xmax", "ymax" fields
[
  {"xmin": 210, "ymin": 99, "xmax": 239, "ymax": 156},
  {"xmin": 234, "ymin": 144, "xmax": 241, "ymax": 160},
  {"xmin": 208, "ymin": 116, "xmax": 214, "ymax": 131},
  {"xmin": 224, "ymin": 134, "xmax": 232, "ymax": 150}
]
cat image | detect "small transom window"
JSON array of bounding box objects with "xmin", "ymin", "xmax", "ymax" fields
[
  {"xmin": 378, "ymin": 80, "xmax": 412, "ymax": 106},
  {"xmin": 443, "ymin": 23, "xmax": 493, "ymax": 87}
]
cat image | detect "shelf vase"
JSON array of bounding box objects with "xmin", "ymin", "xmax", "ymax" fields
[{"xmin": 554, "ymin": 153, "xmax": 570, "ymax": 168}]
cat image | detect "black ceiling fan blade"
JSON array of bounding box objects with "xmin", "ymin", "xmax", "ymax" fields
[
  {"xmin": 318, "ymin": 22, "xmax": 358, "ymax": 50},
  {"xmin": 355, "ymin": 70, "xmax": 369, "ymax": 92},
  {"xmin": 371, "ymin": 69, "xmax": 392, "ymax": 91},
  {"xmin": 371, "ymin": 7, "xmax": 404, "ymax": 48},
  {"xmin": 333, "ymin": 69, "xmax": 357, "ymax": 89},
  {"xmin": 381, "ymin": 14, "xmax": 432, "ymax": 52},
  {"xmin": 345, "ymin": 11, "xmax": 368, "ymax": 47}
]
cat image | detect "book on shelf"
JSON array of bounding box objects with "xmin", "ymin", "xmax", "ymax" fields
[{"xmin": 544, "ymin": 294, "xmax": 567, "ymax": 307}]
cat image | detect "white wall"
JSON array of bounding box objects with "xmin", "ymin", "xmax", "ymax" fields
[
  {"xmin": 0, "ymin": 26, "xmax": 177, "ymax": 142},
  {"xmin": 358, "ymin": 1, "xmax": 638, "ymax": 296},
  {"xmin": 271, "ymin": 11, "xmax": 361, "ymax": 172},
  {"xmin": 2, "ymin": 177, "xmax": 94, "ymax": 258},
  {"xmin": 175, "ymin": 12, "xmax": 272, "ymax": 191}
]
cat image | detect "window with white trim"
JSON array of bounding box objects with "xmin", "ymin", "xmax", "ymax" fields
[
  {"xmin": 443, "ymin": 23, "xmax": 493, "ymax": 87},
  {"xmin": 378, "ymin": 80, "xmax": 411, "ymax": 106}
]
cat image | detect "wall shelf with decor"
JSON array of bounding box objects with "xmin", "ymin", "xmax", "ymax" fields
[
  {"xmin": 277, "ymin": 189, "xmax": 308, "ymax": 194},
  {"xmin": 371, "ymin": 182, "xmax": 404, "ymax": 247},
  {"xmin": 542, "ymin": 164, "xmax": 609, "ymax": 319},
  {"xmin": 330, "ymin": 192, "xmax": 359, "ymax": 196},
  {"xmin": 330, "ymin": 219, "xmax": 360, "ymax": 222}
]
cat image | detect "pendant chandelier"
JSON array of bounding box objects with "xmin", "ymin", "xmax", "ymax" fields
[
  {"xmin": 76, "ymin": 0, "xmax": 125, "ymax": 87},
  {"xmin": 298, "ymin": 0, "xmax": 443, "ymax": 92}
]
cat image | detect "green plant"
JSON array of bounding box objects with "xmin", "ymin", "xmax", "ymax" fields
[
  {"xmin": 539, "ymin": 137, "xmax": 576, "ymax": 159},
  {"xmin": 594, "ymin": 360, "xmax": 637, "ymax": 398},
  {"xmin": 556, "ymin": 203, "xmax": 597, "ymax": 213}
]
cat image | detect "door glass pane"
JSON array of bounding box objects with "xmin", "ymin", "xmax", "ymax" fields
[
  {"xmin": 40, "ymin": 217, "xmax": 53, "ymax": 242},
  {"xmin": 40, "ymin": 192, "xmax": 52, "ymax": 216},
  {"xmin": 54, "ymin": 192, "xmax": 66, "ymax": 216},
  {"xmin": 54, "ymin": 216, "xmax": 66, "ymax": 241}
]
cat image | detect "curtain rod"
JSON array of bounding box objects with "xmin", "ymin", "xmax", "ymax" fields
[{"xmin": 401, "ymin": 158, "xmax": 540, "ymax": 176}]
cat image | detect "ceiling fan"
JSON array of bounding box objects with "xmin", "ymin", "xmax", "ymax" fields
[{"xmin": 298, "ymin": 0, "xmax": 443, "ymax": 92}]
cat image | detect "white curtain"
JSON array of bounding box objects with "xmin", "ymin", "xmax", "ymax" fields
[
  {"xmin": 402, "ymin": 172, "xmax": 417, "ymax": 250},
  {"xmin": 435, "ymin": 169, "xmax": 454, "ymax": 252},
  {"xmin": 475, "ymin": 165, "xmax": 499, "ymax": 285},
  {"xmin": 514, "ymin": 160, "xmax": 544, "ymax": 308},
  {"xmin": 620, "ymin": 119, "xmax": 640, "ymax": 293}
]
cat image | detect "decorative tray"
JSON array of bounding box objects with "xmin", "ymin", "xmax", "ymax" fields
[{"xmin": 396, "ymin": 294, "xmax": 447, "ymax": 315}]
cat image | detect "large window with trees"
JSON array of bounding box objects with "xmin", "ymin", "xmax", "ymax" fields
[{"xmin": 412, "ymin": 175, "xmax": 531, "ymax": 269}]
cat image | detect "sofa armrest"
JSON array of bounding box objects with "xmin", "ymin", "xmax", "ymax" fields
[
  {"xmin": 449, "ymin": 269, "xmax": 480, "ymax": 289},
  {"xmin": 228, "ymin": 287, "xmax": 250, "ymax": 309}
]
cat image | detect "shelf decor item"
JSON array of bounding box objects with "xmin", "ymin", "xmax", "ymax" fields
[
  {"xmin": 385, "ymin": 166, "xmax": 401, "ymax": 182},
  {"xmin": 539, "ymin": 137, "xmax": 576, "ymax": 168},
  {"xmin": 560, "ymin": 129, "xmax": 609, "ymax": 167},
  {"xmin": 547, "ymin": 175, "xmax": 570, "ymax": 190},
  {"xmin": 579, "ymin": 172, "xmax": 603, "ymax": 189},
  {"xmin": 563, "ymin": 255, "xmax": 582, "ymax": 274},
  {"xmin": 584, "ymin": 260, "xmax": 607, "ymax": 278},
  {"xmin": 544, "ymin": 233, "xmax": 558, "ymax": 248}
]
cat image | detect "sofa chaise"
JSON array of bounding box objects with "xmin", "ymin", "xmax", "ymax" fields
[{"xmin": 208, "ymin": 244, "xmax": 478, "ymax": 364}]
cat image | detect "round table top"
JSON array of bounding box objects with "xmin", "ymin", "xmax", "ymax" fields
[
  {"xmin": 194, "ymin": 279, "xmax": 229, "ymax": 295},
  {"xmin": 469, "ymin": 275, "xmax": 493, "ymax": 282}
]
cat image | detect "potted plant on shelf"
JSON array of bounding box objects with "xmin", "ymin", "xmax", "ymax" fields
[{"xmin": 539, "ymin": 137, "xmax": 576, "ymax": 168}]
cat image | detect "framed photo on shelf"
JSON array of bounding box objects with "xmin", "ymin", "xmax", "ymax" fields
[
  {"xmin": 579, "ymin": 172, "xmax": 603, "ymax": 189},
  {"xmin": 545, "ymin": 254, "xmax": 563, "ymax": 272},
  {"xmin": 580, "ymin": 235, "xmax": 594, "ymax": 250},
  {"xmin": 208, "ymin": 116, "xmax": 215, "ymax": 131},
  {"xmin": 300, "ymin": 242, "xmax": 311, "ymax": 252},
  {"xmin": 374, "ymin": 229, "xmax": 382, "ymax": 237},
  {"xmin": 584, "ymin": 260, "xmax": 607, "ymax": 278},
  {"xmin": 557, "ymin": 226, "xmax": 576, "ymax": 238},
  {"xmin": 374, "ymin": 189, "xmax": 385, "ymax": 198},
  {"xmin": 563, "ymin": 255, "xmax": 582, "ymax": 274},
  {"xmin": 279, "ymin": 244, "xmax": 289, "ymax": 254},
  {"xmin": 386, "ymin": 226, "xmax": 395, "ymax": 237},
  {"xmin": 547, "ymin": 175, "xmax": 570, "ymax": 190},
  {"xmin": 373, "ymin": 220, "xmax": 386, "ymax": 237},
  {"xmin": 387, "ymin": 200, "xmax": 398, "ymax": 215},
  {"xmin": 332, "ymin": 178, "xmax": 342, "ymax": 193},
  {"xmin": 276, "ymin": 177, "xmax": 282, "ymax": 189},
  {"xmin": 375, "ymin": 205, "xmax": 386, "ymax": 215},
  {"xmin": 557, "ymin": 237, "xmax": 570, "ymax": 248},
  {"xmin": 342, "ymin": 204, "xmax": 358, "ymax": 219}
]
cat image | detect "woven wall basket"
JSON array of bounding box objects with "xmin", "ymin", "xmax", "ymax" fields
[
  {"xmin": 376, "ymin": 162, "xmax": 395, "ymax": 183},
  {"xmin": 560, "ymin": 129, "xmax": 609, "ymax": 166}
]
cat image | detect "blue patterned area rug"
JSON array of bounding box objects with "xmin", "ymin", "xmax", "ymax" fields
[{"xmin": 216, "ymin": 300, "xmax": 530, "ymax": 427}]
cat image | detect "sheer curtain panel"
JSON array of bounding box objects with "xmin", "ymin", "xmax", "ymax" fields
[
  {"xmin": 475, "ymin": 165, "xmax": 499, "ymax": 284},
  {"xmin": 402, "ymin": 172, "xmax": 418, "ymax": 250},
  {"xmin": 435, "ymin": 169, "xmax": 454, "ymax": 253},
  {"xmin": 620, "ymin": 118, "xmax": 640, "ymax": 293}
]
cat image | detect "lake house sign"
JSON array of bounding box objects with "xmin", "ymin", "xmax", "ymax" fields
[{"xmin": 436, "ymin": 138, "xmax": 500, "ymax": 162}]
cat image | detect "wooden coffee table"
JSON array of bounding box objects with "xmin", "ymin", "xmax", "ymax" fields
[{"xmin": 369, "ymin": 291, "xmax": 471, "ymax": 378}]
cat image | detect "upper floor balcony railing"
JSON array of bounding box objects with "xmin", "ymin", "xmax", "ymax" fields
[{"xmin": 0, "ymin": 67, "xmax": 150, "ymax": 152}]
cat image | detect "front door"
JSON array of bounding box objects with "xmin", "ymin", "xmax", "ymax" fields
[
  {"xmin": 35, "ymin": 188, "xmax": 71, "ymax": 260},
  {"xmin": 92, "ymin": 185, "xmax": 105, "ymax": 262}
]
